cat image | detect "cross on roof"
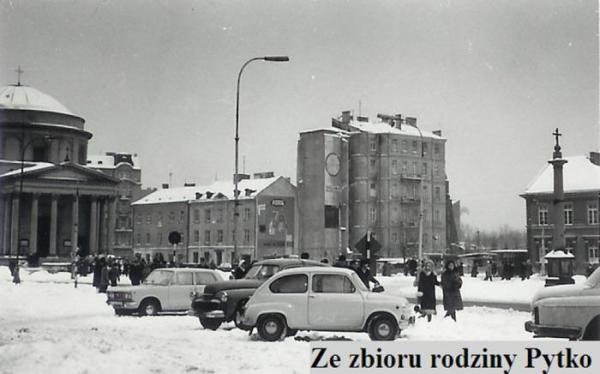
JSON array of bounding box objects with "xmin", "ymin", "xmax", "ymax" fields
[
  {"xmin": 553, "ymin": 128, "xmax": 562, "ymax": 147},
  {"xmin": 15, "ymin": 66, "xmax": 24, "ymax": 86}
]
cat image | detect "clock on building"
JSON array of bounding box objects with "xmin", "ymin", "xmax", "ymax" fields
[{"xmin": 325, "ymin": 152, "xmax": 341, "ymax": 176}]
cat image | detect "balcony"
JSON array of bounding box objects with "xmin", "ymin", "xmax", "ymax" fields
[
  {"xmin": 400, "ymin": 173, "xmax": 422, "ymax": 181},
  {"xmin": 400, "ymin": 196, "xmax": 420, "ymax": 204},
  {"xmin": 115, "ymin": 227, "xmax": 133, "ymax": 233}
]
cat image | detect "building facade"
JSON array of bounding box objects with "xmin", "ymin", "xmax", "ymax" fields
[
  {"xmin": 298, "ymin": 111, "xmax": 448, "ymax": 261},
  {"xmin": 522, "ymin": 152, "xmax": 600, "ymax": 274},
  {"xmin": 132, "ymin": 175, "xmax": 296, "ymax": 265},
  {"xmin": 0, "ymin": 84, "xmax": 120, "ymax": 261},
  {"xmin": 87, "ymin": 152, "xmax": 154, "ymax": 257}
]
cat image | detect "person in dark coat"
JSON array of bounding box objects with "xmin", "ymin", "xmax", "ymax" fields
[
  {"xmin": 97, "ymin": 258, "xmax": 109, "ymax": 293},
  {"xmin": 441, "ymin": 260, "xmax": 463, "ymax": 321},
  {"xmin": 92, "ymin": 255, "xmax": 101, "ymax": 288},
  {"xmin": 416, "ymin": 259, "xmax": 439, "ymax": 322},
  {"xmin": 351, "ymin": 260, "xmax": 379, "ymax": 290},
  {"xmin": 333, "ymin": 254, "xmax": 348, "ymax": 268},
  {"xmin": 108, "ymin": 258, "xmax": 120, "ymax": 287}
]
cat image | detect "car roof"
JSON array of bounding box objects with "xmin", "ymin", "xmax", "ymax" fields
[
  {"xmin": 271, "ymin": 266, "xmax": 355, "ymax": 277},
  {"xmin": 254, "ymin": 258, "xmax": 328, "ymax": 267}
]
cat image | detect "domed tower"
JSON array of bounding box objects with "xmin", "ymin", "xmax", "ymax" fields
[
  {"xmin": 0, "ymin": 84, "xmax": 91, "ymax": 164},
  {"xmin": 0, "ymin": 83, "xmax": 119, "ymax": 262}
]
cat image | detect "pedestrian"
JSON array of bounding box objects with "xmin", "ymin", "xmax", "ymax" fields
[
  {"xmin": 416, "ymin": 259, "xmax": 438, "ymax": 322},
  {"xmin": 108, "ymin": 258, "xmax": 120, "ymax": 287},
  {"xmin": 232, "ymin": 260, "xmax": 249, "ymax": 279},
  {"xmin": 484, "ymin": 260, "xmax": 493, "ymax": 281},
  {"xmin": 333, "ymin": 254, "xmax": 347, "ymax": 268},
  {"xmin": 97, "ymin": 257, "xmax": 109, "ymax": 293},
  {"xmin": 92, "ymin": 254, "xmax": 101, "ymax": 288},
  {"xmin": 441, "ymin": 260, "xmax": 463, "ymax": 321},
  {"xmin": 470, "ymin": 262, "xmax": 478, "ymax": 278},
  {"xmin": 352, "ymin": 259, "xmax": 380, "ymax": 290},
  {"xmin": 129, "ymin": 253, "xmax": 143, "ymax": 286},
  {"xmin": 71, "ymin": 247, "xmax": 80, "ymax": 288}
]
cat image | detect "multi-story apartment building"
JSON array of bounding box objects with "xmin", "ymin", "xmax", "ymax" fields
[
  {"xmin": 132, "ymin": 174, "xmax": 296, "ymax": 265},
  {"xmin": 87, "ymin": 152, "xmax": 154, "ymax": 257},
  {"xmin": 298, "ymin": 111, "xmax": 448, "ymax": 261},
  {"xmin": 522, "ymin": 152, "xmax": 600, "ymax": 274}
]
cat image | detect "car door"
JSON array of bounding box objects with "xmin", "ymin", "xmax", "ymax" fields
[
  {"xmin": 168, "ymin": 271, "xmax": 195, "ymax": 310},
  {"xmin": 308, "ymin": 273, "xmax": 364, "ymax": 330},
  {"xmin": 267, "ymin": 273, "xmax": 309, "ymax": 328}
]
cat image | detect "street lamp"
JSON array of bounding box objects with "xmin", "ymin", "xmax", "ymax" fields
[
  {"xmin": 233, "ymin": 56, "xmax": 289, "ymax": 262},
  {"xmin": 13, "ymin": 132, "xmax": 53, "ymax": 284}
]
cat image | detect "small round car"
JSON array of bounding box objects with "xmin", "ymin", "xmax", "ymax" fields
[{"xmin": 240, "ymin": 266, "xmax": 414, "ymax": 341}]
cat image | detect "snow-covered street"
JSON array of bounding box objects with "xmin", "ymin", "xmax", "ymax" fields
[{"xmin": 0, "ymin": 267, "xmax": 551, "ymax": 374}]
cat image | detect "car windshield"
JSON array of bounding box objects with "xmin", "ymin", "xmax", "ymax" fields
[
  {"xmin": 585, "ymin": 266, "xmax": 600, "ymax": 287},
  {"xmin": 244, "ymin": 264, "xmax": 280, "ymax": 280},
  {"xmin": 143, "ymin": 270, "xmax": 173, "ymax": 285}
]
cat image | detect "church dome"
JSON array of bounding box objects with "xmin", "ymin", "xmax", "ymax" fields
[{"xmin": 0, "ymin": 85, "xmax": 75, "ymax": 116}]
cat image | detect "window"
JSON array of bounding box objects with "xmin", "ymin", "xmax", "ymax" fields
[
  {"xmin": 412, "ymin": 140, "xmax": 418, "ymax": 154},
  {"xmin": 588, "ymin": 203, "xmax": 598, "ymax": 225},
  {"xmin": 232, "ymin": 229, "xmax": 236, "ymax": 241},
  {"xmin": 204, "ymin": 230, "xmax": 211, "ymax": 244},
  {"xmin": 179, "ymin": 210, "xmax": 185, "ymax": 223},
  {"xmin": 269, "ymin": 274, "xmax": 308, "ymax": 293},
  {"xmin": 312, "ymin": 274, "xmax": 355, "ymax": 293},
  {"xmin": 422, "ymin": 142, "xmax": 428, "ymax": 156},
  {"xmin": 401, "ymin": 161, "xmax": 407, "ymax": 174},
  {"xmin": 392, "ymin": 232, "xmax": 398, "ymax": 242},
  {"xmin": 146, "ymin": 214, "xmax": 152, "ymax": 225},
  {"xmin": 168, "ymin": 211, "xmax": 175, "ymax": 224},
  {"xmin": 195, "ymin": 272, "xmax": 217, "ymax": 285},
  {"xmin": 157, "ymin": 212, "xmax": 163, "ymax": 227},
  {"xmin": 422, "ymin": 162, "xmax": 428, "ymax": 175},
  {"xmin": 205, "ymin": 209, "xmax": 211, "ymax": 223},
  {"xmin": 391, "ymin": 139, "xmax": 398, "ymax": 153},
  {"xmin": 435, "ymin": 209, "xmax": 440, "ymax": 223},
  {"xmin": 370, "ymin": 159, "xmax": 376, "ymax": 169},
  {"xmin": 369, "ymin": 183, "xmax": 377, "ymax": 198},
  {"xmin": 369, "ymin": 206, "xmax": 377, "ymax": 223},
  {"xmin": 434, "ymin": 187, "xmax": 441, "ymax": 200},
  {"xmin": 434, "ymin": 164, "xmax": 440, "ymax": 177},
  {"xmin": 391, "ymin": 182, "xmax": 399, "ymax": 198},
  {"xmin": 244, "ymin": 229, "xmax": 250, "ymax": 243},
  {"xmin": 193, "ymin": 209, "xmax": 200, "ymax": 223},
  {"xmin": 175, "ymin": 272, "xmax": 193, "ymax": 285},
  {"xmin": 136, "ymin": 233, "xmax": 141, "ymax": 246},
  {"xmin": 136, "ymin": 214, "xmax": 142, "ymax": 225},
  {"xmin": 401, "ymin": 140, "xmax": 408, "ymax": 153},
  {"xmin": 538, "ymin": 206, "xmax": 548, "ymax": 225},
  {"xmin": 564, "ymin": 203, "xmax": 574, "ymax": 225},
  {"xmin": 217, "ymin": 208, "xmax": 224, "ymax": 222},
  {"xmin": 370, "ymin": 140, "xmax": 376, "ymax": 152},
  {"xmin": 412, "ymin": 161, "xmax": 418, "ymax": 176},
  {"xmin": 434, "ymin": 143, "xmax": 440, "ymax": 154},
  {"xmin": 157, "ymin": 232, "xmax": 163, "ymax": 245},
  {"xmin": 391, "ymin": 159, "xmax": 398, "ymax": 175},
  {"xmin": 193, "ymin": 252, "xmax": 199, "ymax": 263},
  {"xmin": 217, "ymin": 230, "xmax": 224, "ymax": 243},
  {"xmin": 589, "ymin": 247, "xmax": 599, "ymax": 264},
  {"xmin": 243, "ymin": 207, "xmax": 251, "ymax": 221},
  {"xmin": 145, "ymin": 233, "xmax": 151, "ymax": 245},
  {"xmin": 324, "ymin": 205, "xmax": 339, "ymax": 228},
  {"xmin": 193, "ymin": 230, "xmax": 200, "ymax": 244}
]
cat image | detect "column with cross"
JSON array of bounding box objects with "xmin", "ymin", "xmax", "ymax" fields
[{"xmin": 548, "ymin": 128, "xmax": 568, "ymax": 253}]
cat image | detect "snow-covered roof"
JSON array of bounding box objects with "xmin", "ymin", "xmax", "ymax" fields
[
  {"xmin": 348, "ymin": 120, "xmax": 444, "ymax": 140},
  {"xmin": 132, "ymin": 177, "xmax": 282, "ymax": 206},
  {"xmin": 0, "ymin": 162, "xmax": 55, "ymax": 178},
  {"xmin": 0, "ymin": 85, "xmax": 75, "ymax": 116},
  {"xmin": 86, "ymin": 154, "xmax": 141, "ymax": 170},
  {"xmin": 523, "ymin": 155, "xmax": 600, "ymax": 195},
  {"xmin": 544, "ymin": 250, "xmax": 575, "ymax": 259}
]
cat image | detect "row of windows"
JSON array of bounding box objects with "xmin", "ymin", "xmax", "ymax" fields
[
  {"xmin": 136, "ymin": 211, "xmax": 185, "ymax": 226},
  {"xmin": 193, "ymin": 229, "xmax": 252, "ymax": 245},
  {"xmin": 135, "ymin": 207, "xmax": 254, "ymax": 227},
  {"xmin": 269, "ymin": 274, "xmax": 359, "ymax": 294},
  {"xmin": 387, "ymin": 160, "xmax": 443, "ymax": 177},
  {"xmin": 537, "ymin": 203, "xmax": 598, "ymax": 226},
  {"xmin": 370, "ymin": 139, "xmax": 442, "ymax": 155},
  {"xmin": 368, "ymin": 206, "xmax": 442, "ymax": 224},
  {"xmin": 193, "ymin": 207, "xmax": 252, "ymax": 223},
  {"xmin": 541, "ymin": 247, "xmax": 599, "ymax": 264}
]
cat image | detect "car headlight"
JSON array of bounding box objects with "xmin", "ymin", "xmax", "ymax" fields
[{"xmin": 218, "ymin": 291, "xmax": 228, "ymax": 303}]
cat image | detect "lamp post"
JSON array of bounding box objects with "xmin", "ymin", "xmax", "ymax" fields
[
  {"xmin": 233, "ymin": 56, "xmax": 289, "ymax": 262},
  {"xmin": 413, "ymin": 125, "xmax": 425, "ymax": 262},
  {"xmin": 12, "ymin": 132, "xmax": 53, "ymax": 284}
]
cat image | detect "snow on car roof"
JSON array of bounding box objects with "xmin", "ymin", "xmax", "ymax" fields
[{"xmin": 523, "ymin": 155, "xmax": 600, "ymax": 195}]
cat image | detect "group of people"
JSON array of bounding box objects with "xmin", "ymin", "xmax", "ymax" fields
[
  {"xmin": 333, "ymin": 255, "xmax": 380, "ymax": 290},
  {"xmin": 415, "ymin": 259, "xmax": 463, "ymax": 322}
]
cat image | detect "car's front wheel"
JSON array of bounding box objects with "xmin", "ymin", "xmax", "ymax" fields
[
  {"xmin": 199, "ymin": 318, "xmax": 222, "ymax": 330},
  {"xmin": 257, "ymin": 314, "xmax": 287, "ymax": 341},
  {"xmin": 138, "ymin": 299, "xmax": 161, "ymax": 316},
  {"xmin": 368, "ymin": 315, "xmax": 398, "ymax": 341}
]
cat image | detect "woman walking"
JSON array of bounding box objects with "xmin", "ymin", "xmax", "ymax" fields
[
  {"xmin": 417, "ymin": 259, "xmax": 439, "ymax": 322},
  {"xmin": 441, "ymin": 260, "xmax": 463, "ymax": 321}
]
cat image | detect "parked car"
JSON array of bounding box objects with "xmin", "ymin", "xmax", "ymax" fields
[
  {"xmin": 189, "ymin": 258, "xmax": 326, "ymax": 330},
  {"xmin": 106, "ymin": 268, "xmax": 225, "ymax": 316},
  {"xmin": 240, "ymin": 266, "xmax": 414, "ymax": 341},
  {"xmin": 525, "ymin": 267, "xmax": 600, "ymax": 340}
]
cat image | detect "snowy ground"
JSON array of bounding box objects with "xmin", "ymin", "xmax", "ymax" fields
[{"xmin": 0, "ymin": 267, "xmax": 564, "ymax": 374}]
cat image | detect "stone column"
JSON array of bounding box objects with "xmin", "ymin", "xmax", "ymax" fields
[
  {"xmin": 107, "ymin": 197, "xmax": 117, "ymax": 254},
  {"xmin": 99, "ymin": 198, "xmax": 107, "ymax": 252},
  {"xmin": 89, "ymin": 197, "xmax": 98, "ymax": 254},
  {"xmin": 2, "ymin": 194, "xmax": 10, "ymax": 255},
  {"xmin": 29, "ymin": 193, "xmax": 39, "ymax": 255},
  {"xmin": 49, "ymin": 194, "xmax": 58, "ymax": 257},
  {"xmin": 71, "ymin": 193, "xmax": 79, "ymax": 255},
  {"xmin": 10, "ymin": 193, "xmax": 20, "ymax": 256},
  {"xmin": 549, "ymin": 130, "xmax": 568, "ymax": 252}
]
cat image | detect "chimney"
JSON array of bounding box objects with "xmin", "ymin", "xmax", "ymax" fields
[
  {"xmin": 405, "ymin": 117, "xmax": 417, "ymax": 127},
  {"xmin": 341, "ymin": 110, "xmax": 352, "ymax": 125},
  {"xmin": 184, "ymin": 182, "xmax": 196, "ymax": 187},
  {"xmin": 590, "ymin": 151, "xmax": 600, "ymax": 166},
  {"xmin": 205, "ymin": 191, "xmax": 214, "ymax": 199},
  {"xmin": 356, "ymin": 116, "xmax": 369, "ymax": 122},
  {"xmin": 195, "ymin": 192, "xmax": 203, "ymax": 199},
  {"xmin": 233, "ymin": 173, "xmax": 250, "ymax": 183},
  {"xmin": 433, "ymin": 130, "xmax": 442, "ymax": 137},
  {"xmin": 162, "ymin": 183, "xmax": 169, "ymax": 189},
  {"xmin": 253, "ymin": 171, "xmax": 275, "ymax": 179}
]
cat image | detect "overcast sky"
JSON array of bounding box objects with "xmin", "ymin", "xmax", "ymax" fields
[{"xmin": 1, "ymin": 0, "xmax": 598, "ymax": 231}]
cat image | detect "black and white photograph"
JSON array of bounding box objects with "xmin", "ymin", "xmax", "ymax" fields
[{"xmin": 0, "ymin": 0, "xmax": 598, "ymax": 373}]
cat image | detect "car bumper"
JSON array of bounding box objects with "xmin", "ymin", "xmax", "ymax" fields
[
  {"xmin": 107, "ymin": 300, "xmax": 139, "ymax": 310},
  {"xmin": 524, "ymin": 321, "xmax": 581, "ymax": 340}
]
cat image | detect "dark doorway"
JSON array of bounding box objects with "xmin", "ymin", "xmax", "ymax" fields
[{"xmin": 37, "ymin": 216, "xmax": 50, "ymax": 257}]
